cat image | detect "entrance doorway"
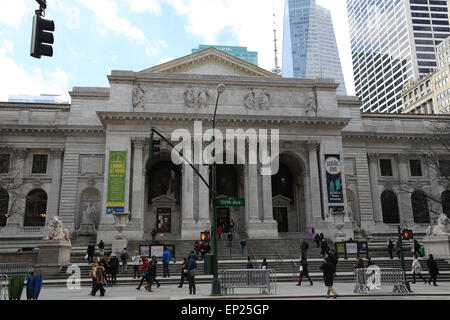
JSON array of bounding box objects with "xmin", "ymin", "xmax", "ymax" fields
[
  {"xmin": 217, "ymin": 208, "xmax": 231, "ymax": 232},
  {"xmin": 157, "ymin": 208, "xmax": 171, "ymax": 233},
  {"xmin": 273, "ymin": 207, "xmax": 288, "ymax": 232}
]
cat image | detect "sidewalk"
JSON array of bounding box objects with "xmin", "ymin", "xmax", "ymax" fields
[{"xmin": 33, "ymin": 280, "xmax": 450, "ymax": 300}]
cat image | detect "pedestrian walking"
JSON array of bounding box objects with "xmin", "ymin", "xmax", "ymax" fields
[
  {"xmin": 329, "ymin": 249, "xmax": 339, "ymax": 276},
  {"xmin": 187, "ymin": 254, "xmax": 197, "ymax": 295},
  {"xmin": 247, "ymin": 256, "xmax": 253, "ymax": 269},
  {"xmin": 427, "ymin": 254, "xmax": 439, "ymax": 286},
  {"xmin": 89, "ymin": 258, "xmax": 100, "ymax": 295},
  {"xmin": 151, "ymin": 229, "xmax": 157, "ymax": 243},
  {"xmin": 120, "ymin": 248, "xmax": 129, "ymax": 273},
  {"xmin": 227, "ymin": 232, "xmax": 233, "ymax": 248},
  {"xmin": 413, "ymin": 240, "xmax": 421, "ymax": 257},
  {"xmin": 92, "ymin": 263, "xmax": 105, "ymax": 297},
  {"xmin": 260, "ymin": 258, "xmax": 268, "ymax": 270},
  {"xmin": 387, "ymin": 238, "xmax": 394, "ymax": 259},
  {"xmin": 230, "ymin": 219, "xmax": 236, "ymax": 233},
  {"xmin": 412, "ymin": 255, "xmax": 428, "ymax": 284},
  {"xmin": 300, "ymin": 239, "xmax": 309, "ymax": 259},
  {"xmin": 86, "ymin": 242, "xmax": 95, "ymax": 264},
  {"xmin": 149, "ymin": 256, "xmax": 161, "ymax": 288},
  {"xmin": 319, "ymin": 233, "xmax": 324, "ymax": 241},
  {"xmin": 240, "ymin": 239, "xmax": 247, "ymax": 255},
  {"xmin": 136, "ymin": 258, "xmax": 151, "ymax": 291},
  {"xmin": 200, "ymin": 241, "xmax": 206, "ymax": 260},
  {"xmin": 98, "ymin": 240, "xmax": 105, "ymax": 257},
  {"xmin": 297, "ymin": 256, "xmax": 313, "ymax": 286},
  {"xmin": 178, "ymin": 258, "xmax": 188, "ymax": 288},
  {"xmin": 314, "ymin": 233, "xmax": 321, "ymax": 248},
  {"xmin": 354, "ymin": 257, "xmax": 365, "ymax": 269},
  {"xmin": 320, "ymin": 239, "xmax": 329, "ymax": 257},
  {"xmin": 194, "ymin": 240, "xmax": 200, "ymax": 258},
  {"xmin": 162, "ymin": 248, "xmax": 172, "ymax": 278},
  {"xmin": 132, "ymin": 251, "xmax": 141, "ymax": 279},
  {"xmin": 109, "ymin": 254, "xmax": 119, "ymax": 286},
  {"xmin": 320, "ymin": 257, "xmax": 337, "ymax": 298},
  {"xmin": 218, "ymin": 224, "xmax": 223, "ymax": 240}
]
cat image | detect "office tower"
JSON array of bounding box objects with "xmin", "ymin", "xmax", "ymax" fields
[
  {"xmin": 192, "ymin": 45, "xmax": 258, "ymax": 66},
  {"xmin": 347, "ymin": 0, "xmax": 450, "ymax": 113},
  {"xmin": 282, "ymin": 0, "xmax": 347, "ymax": 95}
]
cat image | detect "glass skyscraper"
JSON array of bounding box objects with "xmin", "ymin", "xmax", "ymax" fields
[
  {"xmin": 282, "ymin": 0, "xmax": 347, "ymax": 95},
  {"xmin": 347, "ymin": 0, "xmax": 450, "ymax": 113},
  {"xmin": 192, "ymin": 45, "xmax": 258, "ymax": 66}
]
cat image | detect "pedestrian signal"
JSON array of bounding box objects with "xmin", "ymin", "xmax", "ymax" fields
[{"xmin": 402, "ymin": 229, "xmax": 413, "ymax": 240}]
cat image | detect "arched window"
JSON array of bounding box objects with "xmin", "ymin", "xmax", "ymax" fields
[
  {"xmin": 411, "ymin": 190, "xmax": 430, "ymax": 224},
  {"xmin": 0, "ymin": 188, "xmax": 8, "ymax": 227},
  {"xmin": 441, "ymin": 190, "xmax": 450, "ymax": 217},
  {"xmin": 24, "ymin": 189, "xmax": 47, "ymax": 227},
  {"xmin": 271, "ymin": 163, "xmax": 294, "ymax": 199},
  {"xmin": 381, "ymin": 190, "xmax": 400, "ymax": 224},
  {"xmin": 147, "ymin": 161, "xmax": 181, "ymax": 204}
]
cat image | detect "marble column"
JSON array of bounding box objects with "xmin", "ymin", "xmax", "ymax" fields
[
  {"xmin": 306, "ymin": 141, "xmax": 322, "ymax": 221},
  {"xmin": 181, "ymin": 163, "xmax": 196, "ymax": 239},
  {"xmin": 198, "ymin": 164, "xmax": 211, "ymax": 229},
  {"xmin": 47, "ymin": 149, "xmax": 64, "ymax": 222},
  {"xmin": 304, "ymin": 173, "xmax": 312, "ymax": 229},
  {"xmin": 368, "ymin": 153, "xmax": 383, "ymax": 223},
  {"xmin": 398, "ymin": 154, "xmax": 414, "ymax": 224},
  {"xmin": 131, "ymin": 138, "xmax": 145, "ymax": 230}
]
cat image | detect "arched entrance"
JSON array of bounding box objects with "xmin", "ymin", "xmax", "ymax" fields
[
  {"xmin": 0, "ymin": 188, "xmax": 8, "ymax": 227},
  {"xmin": 24, "ymin": 189, "xmax": 47, "ymax": 227},
  {"xmin": 411, "ymin": 190, "xmax": 430, "ymax": 223},
  {"xmin": 441, "ymin": 190, "xmax": 450, "ymax": 217},
  {"xmin": 381, "ymin": 190, "xmax": 400, "ymax": 224},
  {"xmin": 271, "ymin": 153, "xmax": 306, "ymax": 233},
  {"xmin": 145, "ymin": 153, "xmax": 181, "ymax": 236}
]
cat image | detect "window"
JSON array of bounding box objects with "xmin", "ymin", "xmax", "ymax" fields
[
  {"xmin": 0, "ymin": 188, "xmax": 8, "ymax": 227},
  {"xmin": 0, "ymin": 154, "xmax": 10, "ymax": 174},
  {"xmin": 411, "ymin": 190, "xmax": 430, "ymax": 223},
  {"xmin": 24, "ymin": 189, "xmax": 47, "ymax": 227},
  {"xmin": 380, "ymin": 159, "xmax": 393, "ymax": 176},
  {"xmin": 32, "ymin": 154, "xmax": 48, "ymax": 174},
  {"xmin": 439, "ymin": 160, "xmax": 450, "ymax": 176},
  {"xmin": 442, "ymin": 191, "xmax": 450, "ymax": 217},
  {"xmin": 381, "ymin": 190, "xmax": 400, "ymax": 224},
  {"xmin": 410, "ymin": 160, "xmax": 423, "ymax": 176}
]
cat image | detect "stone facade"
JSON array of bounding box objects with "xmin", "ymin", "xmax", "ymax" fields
[{"xmin": 0, "ymin": 48, "xmax": 449, "ymax": 248}]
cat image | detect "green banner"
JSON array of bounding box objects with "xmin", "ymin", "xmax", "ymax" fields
[
  {"xmin": 217, "ymin": 197, "xmax": 245, "ymax": 207},
  {"xmin": 106, "ymin": 151, "xmax": 127, "ymax": 214}
]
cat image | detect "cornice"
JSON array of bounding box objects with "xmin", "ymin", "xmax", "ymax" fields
[
  {"xmin": 0, "ymin": 102, "xmax": 70, "ymax": 110},
  {"xmin": 342, "ymin": 131, "xmax": 438, "ymax": 141},
  {"xmin": 96, "ymin": 112, "xmax": 351, "ymax": 128},
  {"xmin": 0, "ymin": 124, "xmax": 105, "ymax": 135}
]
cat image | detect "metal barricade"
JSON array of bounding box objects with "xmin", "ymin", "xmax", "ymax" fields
[
  {"xmin": 0, "ymin": 263, "xmax": 34, "ymax": 276},
  {"xmin": 0, "ymin": 274, "xmax": 8, "ymax": 300},
  {"xmin": 219, "ymin": 269, "xmax": 277, "ymax": 295},
  {"xmin": 354, "ymin": 267, "xmax": 409, "ymax": 294}
]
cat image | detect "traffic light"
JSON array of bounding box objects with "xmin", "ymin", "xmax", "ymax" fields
[
  {"xmin": 402, "ymin": 229, "xmax": 413, "ymax": 240},
  {"xmin": 30, "ymin": 1, "xmax": 55, "ymax": 59},
  {"xmin": 201, "ymin": 231, "xmax": 211, "ymax": 241},
  {"xmin": 149, "ymin": 130, "xmax": 161, "ymax": 160}
]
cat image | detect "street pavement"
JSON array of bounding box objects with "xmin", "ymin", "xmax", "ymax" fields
[{"xmin": 30, "ymin": 280, "xmax": 450, "ymax": 300}]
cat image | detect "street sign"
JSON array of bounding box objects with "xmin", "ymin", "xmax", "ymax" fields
[{"xmin": 217, "ymin": 197, "xmax": 245, "ymax": 207}]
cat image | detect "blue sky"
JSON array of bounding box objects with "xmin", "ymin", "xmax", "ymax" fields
[{"xmin": 0, "ymin": 0, "xmax": 354, "ymax": 102}]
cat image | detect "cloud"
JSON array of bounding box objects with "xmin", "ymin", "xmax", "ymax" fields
[
  {"xmin": 75, "ymin": 0, "xmax": 147, "ymax": 43},
  {"xmin": 145, "ymin": 40, "xmax": 168, "ymax": 58},
  {"xmin": 0, "ymin": 44, "xmax": 70, "ymax": 102},
  {"xmin": 125, "ymin": 0, "xmax": 163, "ymax": 15},
  {"xmin": 0, "ymin": 0, "xmax": 29, "ymax": 29}
]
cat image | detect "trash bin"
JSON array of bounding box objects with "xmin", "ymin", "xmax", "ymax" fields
[
  {"xmin": 204, "ymin": 254, "xmax": 213, "ymax": 275},
  {"xmin": 8, "ymin": 275, "xmax": 25, "ymax": 300}
]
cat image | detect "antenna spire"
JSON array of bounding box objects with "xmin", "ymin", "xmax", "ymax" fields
[{"xmin": 271, "ymin": 12, "xmax": 282, "ymax": 76}]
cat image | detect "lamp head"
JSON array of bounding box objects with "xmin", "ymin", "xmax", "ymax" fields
[{"xmin": 217, "ymin": 84, "xmax": 225, "ymax": 94}]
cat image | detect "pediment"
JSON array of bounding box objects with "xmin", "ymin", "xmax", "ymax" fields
[
  {"xmin": 151, "ymin": 194, "xmax": 176, "ymax": 203},
  {"xmin": 272, "ymin": 194, "xmax": 292, "ymax": 204},
  {"xmin": 140, "ymin": 47, "xmax": 279, "ymax": 78}
]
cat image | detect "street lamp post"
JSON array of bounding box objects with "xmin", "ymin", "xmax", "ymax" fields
[{"xmin": 211, "ymin": 84, "xmax": 225, "ymax": 295}]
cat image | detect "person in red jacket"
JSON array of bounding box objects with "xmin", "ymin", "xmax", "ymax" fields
[{"xmin": 136, "ymin": 258, "xmax": 152, "ymax": 291}]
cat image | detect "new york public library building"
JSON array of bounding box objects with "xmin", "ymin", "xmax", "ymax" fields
[{"xmin": 0, "ymin": 48, "xmax": 449, "ymax": 249}]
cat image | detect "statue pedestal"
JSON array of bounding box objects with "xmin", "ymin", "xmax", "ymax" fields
[
  {"xmin": 111, "ymin": 236, "xmax": 128, "ymax": 257},
  {"xmin": 78, "ymin": 223, "xmax": 96, "ymax": 236},
  {"xmin": 35, "ymin": 240, "xmax": 72, "ymax": 276},
  {"xmin": 423, "ymin": 236, "xmax": 450, "ymax": 259}
]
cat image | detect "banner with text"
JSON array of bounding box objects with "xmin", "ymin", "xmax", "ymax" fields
[
  {"xmin": 325, "ymin": 154, "xmax": 344, "ymax": 208},
  {"xmin": 106, "ymin": 151, "xmax": 127, "ymax": 214}
]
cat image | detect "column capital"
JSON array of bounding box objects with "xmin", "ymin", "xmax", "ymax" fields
[
  {"xmin": 132, "ymin": 137, "xmax": 146, "ymax": 148},
  {"xmin": 50, "ymin": 148, "xmax": 64, "ymax": 159},
  {"xmin": 367, "ymin": 153, "xmax": 380, "ymax": 162},
  {"xmin": 397, "ymin": 153, "xmax": 411, "ymax": 163},
  {"xmin": 305, "ymin": 141, "xmax": 319, "ymax": 152}
]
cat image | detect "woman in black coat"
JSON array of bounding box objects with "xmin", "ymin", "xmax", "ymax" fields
[
  {"xmin": 427, "ymin": 254, "xmax": 439, "ymax": 286},
  {"xmin": 297, "ymin": 257, "xmax": 313, "ymax": 286},
  {"xmin": 109, "ymin": 255, "xmax": 120, "ymax": 285},
  {"xmin": 320, "ymin": 257, "xmax": 337, "ymax": 298}
]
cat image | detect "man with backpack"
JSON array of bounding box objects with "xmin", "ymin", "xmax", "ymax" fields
[{"xmin": 120, "ymin": 248, "xmax": 129, "ymax": 273}]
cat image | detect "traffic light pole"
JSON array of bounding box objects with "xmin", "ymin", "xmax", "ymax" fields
[{"xmin": 397, "ymin": 225, "xmax": 411, "ymax": 292}]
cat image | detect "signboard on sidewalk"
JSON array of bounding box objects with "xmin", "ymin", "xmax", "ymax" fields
[
  {"xmin": 151, "ymin": 245, "xmax": 164, "ymax": 258},
  {"xmin": 106, "ymin": 151, "xmax": 127, "ymax": 214},
  {"xmin": 346, "ymin": 242, "xmax": 358, "ymax": 254}
]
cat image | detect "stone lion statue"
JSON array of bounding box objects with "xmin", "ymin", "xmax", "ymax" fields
[
  {"xmin": 426, "ymin": 214, "xmax": 450, "ymax": 238},
  {"xmin": 44, "ymin": 216, "xmax": 70, "ymax": 241}
]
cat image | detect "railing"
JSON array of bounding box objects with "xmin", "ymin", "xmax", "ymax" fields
[
  {"xmin": 0, "ymin": 274, "xmax": 7, "ymax": 300},
  {"xmin": 354, "ymin": 267, "xmax": 409, "ymax": 294},
  {"xmin": 0, "ymin": 263, "xmax": 34, "ymax": 276},
  {"xmin": 219, "ymin": 269, "xmax": 277, "ymax": 295}
]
